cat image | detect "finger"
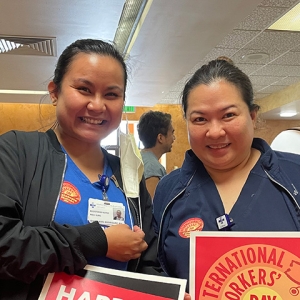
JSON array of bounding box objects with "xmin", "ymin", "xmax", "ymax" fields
[
  {"xmin": 133, "ymin": 240, "xmax": 148, "ymax": 254},
  {"xmin": 131, "ymin": 252, "xmax": 142, "ymax": 260},
  {"xmin": 133, "ymin": 225, "xmax": 142, "ymax": 232},
  {"xmin": 184, "ymin": 293, "xmax": 191, "ymax": 300},
  {"xmin": 140, "ymin": 240, "xmax": 148, "ymax": 252},
  {"xmin": 134, "ymin": 227, "xmax": 146, "ymax": 239}
]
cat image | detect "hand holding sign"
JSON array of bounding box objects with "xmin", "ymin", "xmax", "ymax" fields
[{"xmin": 105, "ymin": 224, "xmax": 148, "ymax": 261}]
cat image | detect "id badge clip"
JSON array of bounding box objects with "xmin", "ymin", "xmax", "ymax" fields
[{"xmin": 216, "ymin": 214, "xmax": 235, "ymax": 231}]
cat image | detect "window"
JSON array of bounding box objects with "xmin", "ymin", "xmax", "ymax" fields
[{"xmin": 101, "ymin": 121, "xmax": 141, "ymax": 156}]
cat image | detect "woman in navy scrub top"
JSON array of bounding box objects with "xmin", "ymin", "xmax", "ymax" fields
[{"xmin": 152, "ymin": 58, "xmax": 300, "ymax": 289}]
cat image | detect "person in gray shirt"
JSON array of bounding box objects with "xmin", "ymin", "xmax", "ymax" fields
[{"xmin": 137, "ymin": 111, "xmax": 175, "ymax": 199}]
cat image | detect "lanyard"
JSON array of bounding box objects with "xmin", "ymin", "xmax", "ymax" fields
[{"xmin": 98, "ymin": 174, "xmax": 110, "ymax": 201}]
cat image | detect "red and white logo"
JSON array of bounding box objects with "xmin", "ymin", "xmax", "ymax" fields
[
  {"xmin": 178, "ymin": 218, "xmax": 204, "ymax": 238},
  {"xmin": 60, "ymin": 182, "xmax": 81, "ymax": 204}
]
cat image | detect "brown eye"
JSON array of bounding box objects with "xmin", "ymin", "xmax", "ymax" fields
[
  {"xmin": 78, "ymin": 87, "xmax": 90, "ymax": 93},
  {"xmin": 106, "ymin": 92, "xmax": 118, "ymax": 97},
  {"xmin": 194, "ymin": 117, "xmax": 206, "ymax": 122},
  {"xmin": 224, "ymin": 113, "xmax": 235, "ymax": 118}
]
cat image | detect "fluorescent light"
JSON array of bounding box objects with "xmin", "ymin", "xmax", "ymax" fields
[
  {"xmin": 113, "ymin": 0, "xmax": 153, "ymax": 56},
  {"xmin": 280, "ymin": 111, "xmax": 297, "ymax": 117},
  {"xmin": 268, "ymin": 3, "xmax": 300, "ymax": 31},
  {"xmin": 0, "ymin": 89, "xmax": 48, "ymax": 95}
]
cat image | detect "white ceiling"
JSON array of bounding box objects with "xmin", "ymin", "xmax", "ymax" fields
[{"xmin": 1, "ymin": 0, "xmax": 300, "ymax": 120}]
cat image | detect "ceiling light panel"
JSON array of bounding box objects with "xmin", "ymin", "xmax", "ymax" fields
[
  {"xmin": 0, "ymin": 90, "xmax": 47, "ymax": 95},
  {"xmin": 280, "ymin": 111, "xmax": 297, "ymax": 117},
  {"xmin": 268, "ymin": 3, "xmax": 300, "ymax": 31},
  {"xmin": 114, "ymin": 0, "xmax": 148, "ymax": 55}
]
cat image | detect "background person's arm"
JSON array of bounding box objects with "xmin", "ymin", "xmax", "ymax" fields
[{"xmin": 145, "ymin": 176, "xmax": 160, "ymax": 199}]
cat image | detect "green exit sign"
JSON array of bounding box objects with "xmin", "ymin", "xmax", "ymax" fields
[{"xmin": 123, "ymin": 106, "xmax": 135, "ymax": 113}]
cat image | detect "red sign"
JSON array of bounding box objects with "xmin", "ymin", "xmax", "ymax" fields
[
  {"xmin": 39, "ymin": 265, "xmax": 186, "ymax": 300},
  {"xmin": 190, "ymin": 232, "xmax": 300, "ymax": 300}
]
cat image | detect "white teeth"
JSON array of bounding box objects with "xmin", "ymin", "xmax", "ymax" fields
[
  {"xmin": 81, "ymin": 117, "xmax": 104, "ymax": 125},
  {"xmin": 209, "ymin": 144, "xmax": 228, "ymax": 149}
]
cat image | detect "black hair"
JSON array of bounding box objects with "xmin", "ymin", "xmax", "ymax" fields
[
  {"xmin": 52, "ymin": 38, "xmax": 127, "ymax": 95},
  {"xmin": 181, "ymin": 59, "xmax": 259, "ymax": 117},
  {"xmin": 137, "ymin": 110, "xmax": 172, "ymax": 148}
]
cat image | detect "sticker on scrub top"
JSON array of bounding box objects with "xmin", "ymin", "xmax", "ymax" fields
[
  {"xmin": 178, "ymin": 218, "xmax": 204, "ymax": 238},
  {"xmin": 60, "ymin": 182, "xmax": 81, "ymax": 204},
  {"xmin": 88, "ymin": 198, "xmax": 125, "ymax": 227}
]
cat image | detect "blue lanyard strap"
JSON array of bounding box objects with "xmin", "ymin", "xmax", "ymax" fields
[{"xmin": 98, "ymin": 174, "xmax": 110, "ymax": 201}]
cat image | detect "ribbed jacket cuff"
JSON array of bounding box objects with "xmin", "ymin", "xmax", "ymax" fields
[{"xmin": 76, "ymin": 222, "xmax": 107, "ymax": 258}]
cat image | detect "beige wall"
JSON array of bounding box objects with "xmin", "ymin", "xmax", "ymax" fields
[
  {"xmin": 0, "ymin": 103, "xmax": 56, "ymax": 133},
  {"xmin": 255, "ymin": 118, "xmax": 300, "ymax": 145},
  {"xmin": 254, "ymin": 81, "xmax": 300, "ymax": 143},
  {"xmin": 1, "ymin": 102, "xmax": 299, "ymax": 174}
]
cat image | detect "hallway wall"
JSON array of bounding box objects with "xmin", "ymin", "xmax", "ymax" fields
[{"xmin": 0, "ymin": 103, "xmax": 299, "ymax": 173}]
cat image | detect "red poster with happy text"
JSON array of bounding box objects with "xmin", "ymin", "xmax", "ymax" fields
[
  {"xmin": 43, "ymin": 272, "xmax": 172, "ymax": 300},
  {"xmin": 38, "ymin": 265, "xmax": 186, "ymax": 300}
]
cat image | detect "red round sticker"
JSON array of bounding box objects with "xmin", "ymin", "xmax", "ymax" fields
[
  {"xmin": 60, "ymin": 182, "xmax": 81, "ymax": 204},
  {"xmin": 178, "ymin": 218, "xmax": 204, "ymax": 238}
]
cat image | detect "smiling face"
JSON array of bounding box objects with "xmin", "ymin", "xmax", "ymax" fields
[
  {"xmin": 49, "ymin": 52, "xmax": 125, "ymax": 145},
  {"xmin": 185, "ymin": 79, "xmax": 257, "ymax": 172}
]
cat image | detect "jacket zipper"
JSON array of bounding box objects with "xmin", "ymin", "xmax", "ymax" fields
[
  {"xmin": 264, "ymin": 170, "xmax": 300, "ymax": 210},
  {"xmin": 157, "ymin": 170, "xmax": 196, "ymax": 275},
  {"xmin": 51, "ymin": 153, "xmax": 67, "ymax": 221}
]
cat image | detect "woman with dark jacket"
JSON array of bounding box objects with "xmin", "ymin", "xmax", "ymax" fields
[{"xmin": 0, "ymin": 39, "xmax": 160, "ymax": 299}]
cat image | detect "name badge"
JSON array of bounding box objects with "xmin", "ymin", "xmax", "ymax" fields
[{"xmin": 88, "ymin": 198, "xmax": 125, "ymax": 227}]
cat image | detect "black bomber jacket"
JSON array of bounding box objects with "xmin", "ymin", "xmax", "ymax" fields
[{"xmin": 0, "ymin": 129, "xmax": 160, "ymax": 299}]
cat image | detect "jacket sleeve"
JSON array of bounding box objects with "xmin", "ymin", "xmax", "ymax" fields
[
  {"xmin": 152, "ymin": 179, "xmax": 164, "ymax": 236},
  {"xmin": 152, "ymin": 173, "xmax": 173, "ymax": 236},
  {"xmin": 0, "ymin": 131, "xmax": 107, "ymax": 284},
  {"xmin": 134, "ymin": 176, "xmax": 162, "ymax": 275}
]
